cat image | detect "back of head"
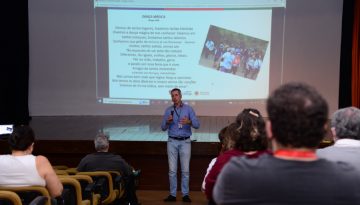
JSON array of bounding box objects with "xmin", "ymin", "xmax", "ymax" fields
[
  {"xmin": 221, "ymin": 123, "xmax": 238, "ymax": 152},
  {"xmin": 94, "ymin": 133, "xmax": 109, "ymax": 152},
  {"xmin": 8, "ymin": 125, "xmax": 35, "ymax": 151},
  {"xmin": 217, "ymin": 125, "xmax": 228, "ymax": 154},
  {"xmin": 266, "ymin": 82, "xmax": 328, "ymax": 148},
  {"xmin": 331, "ymin": 107, "xmax": 360, "ymax": 140},
  {"xmin": 234, "ymin": 108, "xmax": 267, "ymax": 152}
]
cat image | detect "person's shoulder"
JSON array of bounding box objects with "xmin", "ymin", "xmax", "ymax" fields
[
  {"xmin": 91, "ymin": 152, "xmax": 119, "ymax": 158},
  {"xmin": 80, "ymin": 152, "xmax": 99, "ymax": 160},
  {"xmin": 317, "ymin": 145, "xmax": 335, "ymax": 153},
  {"xmin": 220, "ymin": 149, "xmax": 243, "ymax": 158},
  {"xmin": 181, "ymin": 103, "xmax": 191, "ymax": 109},
  {"xmin": 316, "ymin": 158, "xmax": 360, "ymax": 175},
  {"xmin": 327, "ymin": 160, "xmax": 359, "ymax": 172},
  {"xmin": 36, "ymin": 155, "xmax": 51, "ymax": 166},
  {"xmin": 226, "ymin": 152, "xmax": 271, "ymax": 170},
  {"xmin": 109, "ymin": 152, "xmax": 124, "ymax": 158},
  {"xmin": 104, "ymin": 152, "xmax": 126, "ymax": 161},
  {"xmin": 217, "ymin": 154, "xmax": 271, "ymax": 184},
  {"xmin": 36, "ymin": 155, "xmax": 49, "ymax": 161},
  {"xmin": 316, "ymin": 145, "xmax": 341, "ymax": 158},
  {"xmin": 326, "ymin": 160, "xmax": 360, "ymax": 185}
]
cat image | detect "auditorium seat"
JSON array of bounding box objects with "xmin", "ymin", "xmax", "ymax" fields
[
  {"xmin": 62, "ymin": 175, "xmax": 101, "ymax": 205},
  {"xmin": 0, "ymin": 186, "xmax": 51, "ymax": 205},
  {"xmin": 0, "ymin": 191, "xmax": 48, "ymax": 205},
  {"xmin": 59, "ymin": 177, "xmax": 91, "ymax": 205},
  {"xmin": 0, "ymin": 190, "xmax": 22, "ymax": 205},
  {"xmin": 76, "ymin": 171, "xmax": 118, "ymax": 205},
  {"xmin": 64, "ymin": 167, "xmax": 79, "ymax": 175},
  {"xmin": 52, "ymin": 165, "xmax": 69, "ymax": 170},
  {"xmin": 55, "ymin": 169, "xmax": 69, "ymax": 175},
  {"xmin": 107, "ymin": 171, "xmax": 125, "ymax": 199}
]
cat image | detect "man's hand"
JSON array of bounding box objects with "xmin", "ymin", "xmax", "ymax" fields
[
  {"xmin": 166, "ymin": 115, "xmax": 173, "ymax": 124},
  {"xmin": 180, "ymin": 117, "xmax": 191, "ymax": 125}
]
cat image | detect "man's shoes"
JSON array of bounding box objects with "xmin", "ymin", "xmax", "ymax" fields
[
  {"xmin": 164, "ymin": 195, "xmax": 176, "ymax": 202},
  {"xmin": 182, "ymin": 195, "xmax": 192, "ymax": 202}
]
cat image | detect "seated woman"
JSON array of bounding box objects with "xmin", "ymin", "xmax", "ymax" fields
[
  {"xmin": 204, "ymin": 108, "xmax": 269, "ymax": 205},
  {"xmin": 0, "ymin": 125, "xmax": 63, "ymax": 198},
  {"xmin": 201, "ymin": 125, "xmax": 228, "ymax": 193}
]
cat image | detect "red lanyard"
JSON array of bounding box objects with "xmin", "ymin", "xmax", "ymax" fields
[{"xmin": 274, "ymin": 149, "xmax": 317, "ymax": 160}]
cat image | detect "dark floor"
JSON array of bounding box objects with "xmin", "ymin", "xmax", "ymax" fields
[{"xmin": 137, "ymin": 190, "xmax": 207, "ymax": 205}]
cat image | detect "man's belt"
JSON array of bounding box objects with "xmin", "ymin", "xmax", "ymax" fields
[{"xmin": 169, "ymin": 136, "xmax": 190, "ymax": 140}]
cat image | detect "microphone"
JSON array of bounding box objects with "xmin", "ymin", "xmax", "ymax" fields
[{"xmin": 169, "ymin": 110, "xmax": 174, "ymax": 122}]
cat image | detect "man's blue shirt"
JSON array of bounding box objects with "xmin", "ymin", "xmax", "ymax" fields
[{"xmin": 161, "ymin": 103, "xmax": 200, "ymax": 137}]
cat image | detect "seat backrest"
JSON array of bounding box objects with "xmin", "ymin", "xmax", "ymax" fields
[
  {"xmin": 52, "ymin": 165, "xmax": 69, "ymax": 170},
  {"xmin": 0, "ymin": 190, "xmax": 22, "ymax": 205},
  {"xmin": 0, "ymin": 186, "xmax": 51, "ymax": 205},
  {"xmin": 65, "ymin": 175, "xmax": 99, "ymax": 204},
  {"xmin": 107, "ymin": 171, "xmax": 125, "ymax": 199},
  {"xmin": 55, "ymin": 169, "xmax": 69, "ymax": 176},
  {"xmin": 58, "ymin": 177, "xmax": 90, "ymax": 205},
  {"xmin": 76, "ymin": 171, "xmax": 117, "ymax": 205},
  {"xmin": 64, "ymin": 167, "xmax": 79, "ymax": 175}
]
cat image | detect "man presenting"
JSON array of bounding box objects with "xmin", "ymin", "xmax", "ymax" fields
[{"xmin": 161, "ymin": 88, "xmax": 200, "ymax": 203}]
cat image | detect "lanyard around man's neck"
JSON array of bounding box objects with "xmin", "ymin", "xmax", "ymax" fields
[{"xmin": 173, "ymin": 103, "xmax": 182, "ymax": 118}]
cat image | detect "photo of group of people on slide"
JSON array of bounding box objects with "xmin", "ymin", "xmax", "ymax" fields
[{"xmin": 199, "ymin": 25, "xmax": 269, "ymax": 80}]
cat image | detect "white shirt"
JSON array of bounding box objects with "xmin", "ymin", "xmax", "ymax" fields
[
  {"xmin": 0, "ymin": 154, "xmax": 46, "ymax": 187},
  {"xmin": 317, "ymin": 139, "xmax": 360, "ymax": 171},
  {"xmin": 332, "ymin": 138, "xmax": 360, "ymax": 147}
]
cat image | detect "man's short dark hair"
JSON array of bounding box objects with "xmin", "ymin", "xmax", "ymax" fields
[
  {"xmin": 170, "ymin": 88, "xmax": 181, "ymax": 95},
  {"xmin": 266, "ymin": 82, "xmax": 328, "ymax": 148}
]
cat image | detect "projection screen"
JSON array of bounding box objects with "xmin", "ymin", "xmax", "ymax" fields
[{"xmin": 29, "ymin": 0, "xmax": 342, "ymax": 117}]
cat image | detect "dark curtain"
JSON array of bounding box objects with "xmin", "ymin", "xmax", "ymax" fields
[
  {"xmin": 339, "ymin": 0, "xmax": 355, "ymax": 108},
  {"xmin": 351, "ymin": 0, "xmax": 360, "ymax": 107},
  {"xmin": 0, "ymin": 1, "xmax": 30, "ymax": 125}
]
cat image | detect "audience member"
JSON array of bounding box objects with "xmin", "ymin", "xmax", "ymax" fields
[
  {"xmin": 0, "ymin": 125, "xmax": 63, "ymax": 198},
  {"xmin": 213, "ymin": 82, "xmax": 360, "ymax": 204},
  {"xmin": 317, "ymin": 106, "xmax": 360, "ymax": 170},
  {"xmin": 205, "ymin": 109, "xmax": 268, "ymax": 204},
  {"xmin": 77, "ymin": 133, "xmax": 140, "ymax": 205},
  {"xmin": 201, "ymin": 125, "xmax": 228, "ymax": 193}
]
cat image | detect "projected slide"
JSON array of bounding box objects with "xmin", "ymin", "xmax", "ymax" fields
[
  {"xmin": 199, "ymin": 25, "xmax": 268, "ymax": 80},
  {"xmin": 95, "ymin": 0, "xmax": 285, "ymax": 105}
]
